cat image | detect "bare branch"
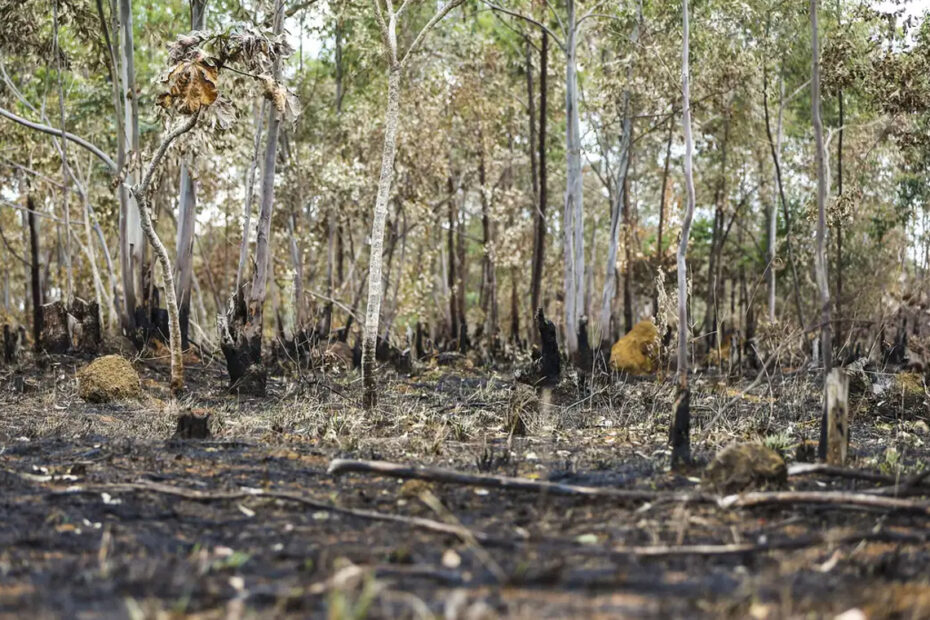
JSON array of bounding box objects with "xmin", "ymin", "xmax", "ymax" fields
[
  {"xmin": 400, "ymin": 0, "xmax": 468, "ymax": 66},
  {"xmin": 0, "ymin": 106, "xmax": 117, "ymax": 172},
  {"xmin": 479, "ymin": 0, "xmax": 566, "ymax": 51},
  {"xmin": 134, "ymin": 112, "xmax": 200, "ymax": 197}
]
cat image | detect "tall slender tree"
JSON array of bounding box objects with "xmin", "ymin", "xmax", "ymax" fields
[
  {"xmin": 671, "ymin": 0, "xmax": 697, "ymax": 469},
  {"xmin": 362, "ymin": 0, "xmax": 465, "ymax": 408}
]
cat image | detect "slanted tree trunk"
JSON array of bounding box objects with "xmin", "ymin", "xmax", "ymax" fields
[
  {"xmin": 762, "ymin": 61, "xmax": 805, "ymax": 328},
  {"xmin": 132, "ymin": 112, "xmax": 200, "ymax": 393},
  {"xmin": 530, "ymin": 29, "xmax": 548, "ymax": 343},
  {"xmin": 364, "ymin": 65, "xmax": 401, "ymax": 407},
  {"xmin": 671, "ymin": 0, "xmax": 696, "ymax": 470}
]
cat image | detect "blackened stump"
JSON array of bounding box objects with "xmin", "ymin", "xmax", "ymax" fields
[
  {"xmin": 173, "ymin": 412, "xmax": 211, "ymax": 439},
  {"xmin": 670, "ymin": 388, "xmax": 692, "ymax": 469},
  {"xmin": 535, "ymin": 307, "xmax": 560, "ymax": 385}
]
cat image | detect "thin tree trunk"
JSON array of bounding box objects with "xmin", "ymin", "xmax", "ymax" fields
[
  {"xmin": 702, "ymin": 115, "xmax": 729, "ymax": 348},
  {"xmin": 52, "ymin": 0, "xmax": 73, "ymax": 302},
  {"xmin": 28, "ymin": 198, "xmax": 42, "ymax": 353},
  {"xmin": 622, "ymin": 170, "xmax": 635, "ymax": 333},
  {"xmin": 235, "ymin": 100, "xmax": 266, "ymax": 292},
  {"xmin": 598, "ymin": 0, "xmax": 640, "ymax": 346},
  {"xmin": 363, "ymin": 65, "xmax": 401, "ymax": 408},
  {"xmin": 762, "ymin": 62, "xmax": 805, "ymax": 328},
  {"xmin": 654, "ymin": 117, "xmax": 673, "ymax": 319},
  {"xmin": 446, "ymin": 174, "xmax": 458, "ymax": 342},
  {"xmin": 529, "ymin": 29, "xmax": 548, "ymax": 341},
  {"xmin": 563, "ymin": 0, "xmax": 584, "ymax": 356},
  {"xmin": 362, "ymin": 0, "xmax": 464, "ymax": 406},
  {"xmin": 672, "ymin": 0, "xmax": 696, "ymax": 469},
  {"xmin": 599, "ymin": 92, "xmax": 633, "ymax": 345},
  {"xmin": 95, "ymin": 0, "xmax": 133, "ymax": 329},
  {"xmin": 174, "ymin": 0, "xmax": 207, "ymax": 348},
  {"xmin": 835, "ymin": 89, "xmax": 844, "ymax": 344},
  {"xmin": 288, "ymin": 211, "xmax": 305, "ymax": 330},
  {"xmin": 811, "ymin": 0, "xmax": 831, "ymax": 373},
  {"xmin": 119, "ymin": 0, "xmax": 144, "ymax": 328},
  {"xmin": 479, "ymin": 145, "xmax": 498, "ymax": 344},
  {"xmin": 812, "ymin": 0, "xmax": 833, "ymax": 459}
]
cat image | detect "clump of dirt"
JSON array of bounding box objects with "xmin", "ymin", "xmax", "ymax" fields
[
  {"xmin": 610, "ymin": 319, "xmax": 659, "ymax": 375},
  {"xmin": 703, "ymin": 442, "xmax": 787, "ymax": 494},
  {"xmin": 76, "ymin": 354, "xmax": 142, "ymax": 403}
]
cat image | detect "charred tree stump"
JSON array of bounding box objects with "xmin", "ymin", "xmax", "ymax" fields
[
  {"xmin": 40, "ymin": 299, "xmax": 103, "ymax": 355},
  {"xmin": 574, "ymin": 316, "xmax": 592, "ymax": 374},
  {"xmin": 40, "ymin": 301, "xmax": 70, "ymax": 354},
  {"xmin": 173, "ymin": 411, "xmax": 211, "ymax": 439},
  {"xmin": 27, "ymin": 201, "xmax": 42, "ymax": 355},
  {"xmin": 220, "ymin": 291, "xmax": 266, "ymax": 396},
  {"xmin": 518, "ymin": 308, "xmax": 560, "ymax": 387},
  {"xmin": 670, "ymin": 388, "xmax": 692, "ymax": 469}
]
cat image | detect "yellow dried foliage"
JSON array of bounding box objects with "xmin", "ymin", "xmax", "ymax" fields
[
  {"xmin": 157, "ymin": 60, "xmax": 219, "ymax": 114},
  {"xmin": 610, "ymin": 320, "xmax": 660, "ymax": 375}
]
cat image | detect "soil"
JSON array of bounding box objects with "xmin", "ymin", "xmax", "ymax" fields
[{"xmin": 1, "ymin": 352, "xmax": 929, "ymax": 619}]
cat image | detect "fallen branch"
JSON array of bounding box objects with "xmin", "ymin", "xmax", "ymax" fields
[
  {"xmin": 327, "ymin": 458, "xmax": 712, "ymax": 504},
  {"xmin": 720, "ymin": 490, "xmax": 930, "ymax": 516},
  {"xmin": 53, "ymin": 480, "xmax": 514, "ymax": 547},
  {"xmin": 602, "ymin": 528, "xmax": 928, "ymax": 558},
  {"xmin": 41, "ymin": 480, "xmax": 929, "ymax": 565},
  {"xmin": 788, "ymin": 463, "xmax": 900, "ymax": 484}
]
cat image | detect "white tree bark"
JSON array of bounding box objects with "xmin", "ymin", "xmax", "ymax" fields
[
  {"xmin": 119, "ymin": 0, "xmax": 144, "ymax": 322},
  {"xmin": 678, "ymin": 0, "xmax": 696, "ymax": 390},
  {"xmin": 362, "ymin": 0, "xmax": 464, "ymax": 408},
  {"xmin": 363, "ymin": 64, "xmax": 401, "ymax": 407},
  {"xmin": 671, "ymin": 0, "xmax": 697, "ymax": 468},
  {"xmin": 132, "ymin": 112, "xmax": 200, "ymax": 392}
]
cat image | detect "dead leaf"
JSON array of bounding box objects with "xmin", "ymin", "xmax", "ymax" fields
[{"xmin": 158, "ymin": 60, "xmax": 219, "ymax": 114}]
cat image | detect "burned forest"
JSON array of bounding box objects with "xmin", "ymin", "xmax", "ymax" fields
[{"xmin": 3, "ymin": 0, "xmax": 930, "ymax": 617}]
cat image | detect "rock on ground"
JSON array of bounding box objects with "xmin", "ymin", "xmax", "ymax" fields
[
  {"xmin": 76, "ymin": 355, "xmax": 142, "ymax": 403},
  {"xmin": 704, "ymin": 442, "xmax": 787, "ymax": 494}
]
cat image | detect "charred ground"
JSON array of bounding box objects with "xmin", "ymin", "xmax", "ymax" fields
[{"xmin": 1, "ymin": 351, "xmax": 929, "ymax": 619}]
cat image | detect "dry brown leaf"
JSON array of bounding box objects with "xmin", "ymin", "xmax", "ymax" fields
[{"xmin": 158, "ymin": 60, "xmax": 219, "ymax": 114}]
